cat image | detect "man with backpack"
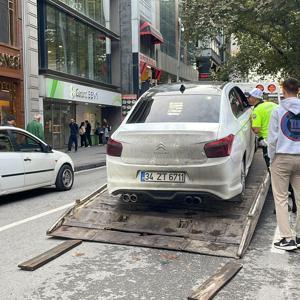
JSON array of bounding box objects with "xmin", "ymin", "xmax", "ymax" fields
[{"xmin": 268, "ymin": 78, "xmax": 300, "ymax": 251}]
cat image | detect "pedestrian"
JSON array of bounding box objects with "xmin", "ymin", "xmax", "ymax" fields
[
  {"xmin": 85, "ymin": 120, "xmax": 92, "ymax": 147},
  {"xmin": 247, "ymin": 87, "xmax": 278, "ymax": 168},
  {"xmin": 268, "ymin": 77, "xmax": 300, "ymax": 251},
  {"xmin": 95, "ymin": 122, "xmax": 103, "ymax": 145},
  {"xmin": 4, "ymin": 114, "xmax": 16, "ymax": 127},
  {"xmin": 67, "ymin": 118, "xmax": 79, "ymax": 152},
  {"xmin": 102, "ymin": 118, "xmax": 111, "ymax": 144},
  {"xmin": 26, "ymin": 114, "xmax": 44, "ymax": 141},
  {"xmin": 79, "ymin": 121, "xmax": 87, "ymax": 147}
]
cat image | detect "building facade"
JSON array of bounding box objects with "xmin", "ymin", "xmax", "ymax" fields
[
  {"xmin": 37, "ymin": 0, "xmax": 121, "ymax": 148},
  {"xmin": 196, "ymin": 35, "xmax": 231, "ymax": 80},
  {"xmin": 119, "ymin": 0, "xmax": 197, "ymax": 117},
  {"xmin": 0, "ymin": 0, "xmax": 24, "ymax": 127}
]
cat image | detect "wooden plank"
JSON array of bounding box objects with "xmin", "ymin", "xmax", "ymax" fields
[
  {"xmin": 18, "ymin": 240, "xmax": 82, "ymax": 271},
  {"xmin": 187, "ymin": 262, "xmax": 243, "ymax": 300}
]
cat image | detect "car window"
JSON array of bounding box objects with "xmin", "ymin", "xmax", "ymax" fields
[
  {"xmin": 127, "ymin": 94, "xmax": 220, "ymax": 123},
  {"xmin": 0, "ymin": 130, "xmax": 13, "ymax": 152},
  {"xmin": 10, "ymin": 131, "xmax": 43, "ymax": 152},
  {"xmin": 234, "ymin": 87, "xmax": 250, "ymax": 109},
  {"xmin": 229, "ymin": 89, "xmax": 244, "ymax": 118}
]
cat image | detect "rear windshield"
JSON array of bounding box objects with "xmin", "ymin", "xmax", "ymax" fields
[{"xmin": 127, "ymin": 94, "xmax": 220, "ymax": 123}]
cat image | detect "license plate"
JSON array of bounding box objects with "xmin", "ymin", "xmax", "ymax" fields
[{"xmin": 141, "ymin": 171, "xmax": 185, "ymax": 183}]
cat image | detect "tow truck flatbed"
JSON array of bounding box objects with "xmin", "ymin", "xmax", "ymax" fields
[{"xmin": 47, "ymin": 151, "xmax": 270, "ymax": 258}]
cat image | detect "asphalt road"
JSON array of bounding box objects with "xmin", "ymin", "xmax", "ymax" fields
[{"xmin": 1, "ymin": 168, "xmax": 300, "ymax": 300}]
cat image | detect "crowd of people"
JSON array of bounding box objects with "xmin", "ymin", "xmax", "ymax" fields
[{"xmin": 68, "ymin": 118, "xmax": 111, "ymax": 152}]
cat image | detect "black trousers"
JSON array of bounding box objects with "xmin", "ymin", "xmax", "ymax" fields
[
  {"xmin": 80, "ymin": 134, "xmax": 87, "ymax": 147},
  {"xmin": 98, "ymin": 133, "xmax": 103, "ymax": 144},
  {"xmin": 86, "ymin": 133, "xmax": 92, "ymax": 146},
  {"xmin": 68, "ymin": 134, "xmax": 78, "ymax": 151}
]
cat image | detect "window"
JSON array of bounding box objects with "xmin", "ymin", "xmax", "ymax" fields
[
  {"xmin": 59, "ymin": 0, "xmax": 105, "ymax": 26},
  {"xmin": 0, "ymin": 0, "xmax": 16, "ymax": 45},
  {"xmin": 229, "ymin": 89, "xmax": 244, "ymax": 118},
  {"xmin": 160, "ymin": 1, "xmax": 176, "ymax": 58},
  {"xmin": 0, "ymin": 130, "xmax": 13, "ymax": 152},
  {"xmin": 127, "ymin": 94, "xmax": 220, "ymax": 123},
  {"xmin": 8, "ymin": 0, "xmax": 16, "ymax": 45},
  {"xmin": 45, "ymin": 4, "xmax": 110, "ymax": 84},
  {"xmin": 11, "ymin": 131, "xmax": 43, "ymax": 152}
]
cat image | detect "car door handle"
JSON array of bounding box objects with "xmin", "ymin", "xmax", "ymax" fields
[{"xmin": 24, "ymin": 158, "xmax": 31, "ymax": 162}]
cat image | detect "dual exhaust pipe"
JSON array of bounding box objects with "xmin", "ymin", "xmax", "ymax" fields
[
  {"xmin": 121, "ymin": 194, "xmax": 202, "ymax": 204},
  {"xmin": 184, "ymin": 195, "xmax": 202, "ymax": 205},
  {"xmin": 121, "ymin": 193, "xmax": 138, "ymax": 203}
]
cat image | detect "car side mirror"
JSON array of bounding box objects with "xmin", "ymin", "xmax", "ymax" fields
[{"xmin": 42, "ymin": 144, "xmax": 52, "ymax": 153}]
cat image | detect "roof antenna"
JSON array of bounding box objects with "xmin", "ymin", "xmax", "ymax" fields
[{"xmin": 180, "ymin": 84, "xmax": 185, "ymax": 94}]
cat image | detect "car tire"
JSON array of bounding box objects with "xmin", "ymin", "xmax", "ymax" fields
[{"xmin": 55, "ymin": 164, "xmax": 74, "ymax": 191}]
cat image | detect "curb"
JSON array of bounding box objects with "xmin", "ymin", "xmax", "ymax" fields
[{"xmin": 74, "ymin": 161, "xmax": 106, "ymax": 172}]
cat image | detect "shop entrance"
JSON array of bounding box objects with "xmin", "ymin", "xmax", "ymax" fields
[
  {"xmin": 44, "ymin": 101, "xmax": 76, "ymax": 149},
  {"xmin": 0, "ymin": 91, "xmax": 12, "ymax": 125}
]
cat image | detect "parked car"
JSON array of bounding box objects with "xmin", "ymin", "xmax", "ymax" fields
[
  {"xmin": 0, "ymin": 126, "xmax": 74, "ymax": 196},
  {"xmin": 107, "ymin": 82, "xmax": 256, "ymax": 201}
]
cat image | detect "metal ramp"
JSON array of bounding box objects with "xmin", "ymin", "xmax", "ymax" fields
[{"xmin": 48, "ymin": 151, "xmax": 270, "ymax": 258}]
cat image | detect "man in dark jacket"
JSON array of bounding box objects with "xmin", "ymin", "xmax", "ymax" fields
[
  {"xmin": 68, "ymin": 119, "xmax": 79, "ymax": 152},
  {"xmin": 85, "ymin": 120, "xmax": 92, "ymax": 147}
]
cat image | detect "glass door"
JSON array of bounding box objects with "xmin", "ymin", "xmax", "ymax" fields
[
  {"xmin": 43, "ymin": 100, "xmax": 76, "ymax": 149},
  {"xmin": 0, "ymin": 91, "xmax": 12, "ymax": 125}
]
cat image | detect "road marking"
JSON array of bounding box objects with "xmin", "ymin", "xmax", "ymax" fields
[
  {"xmin": 75, "ymin": 166, "xmax": 106, "ymax": 174},
  {"xmin": 0, "ymin": 202, "xmax": 74, "ymax": 233}
]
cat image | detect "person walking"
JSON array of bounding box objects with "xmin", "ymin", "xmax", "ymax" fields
[
  {"xmin": 79, "ymin": 122, "xmax": 87, "ymax": 147},
  {"xmin": 26, "ymin": 114, "xmax": 44, "ymax": 141},
  {"xmin": 67, "ymin": 119, "xmax": 79, "ymax": 152},
  {"xmin": 247, "ymin": 88, "xmax": 278, "ymax": 167},
  {"xmin": 268, "ymin": 78, "xmax": 300, "ymax": 251},
  {"xmin": 85, "ymin": 120, "xmax": 92, "ymax": 147}
]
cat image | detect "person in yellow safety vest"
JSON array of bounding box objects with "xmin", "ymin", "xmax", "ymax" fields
[{"xmin": 247, "ymin": 88, "xmax": 278, "ymax": 167}]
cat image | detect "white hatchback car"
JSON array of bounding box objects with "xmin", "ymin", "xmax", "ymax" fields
[
  {"xmin": 107, "ymin": 82, "xmax": 256, "ymax": 201},
  {"xmin": 0, "ymin": 126, "xmax": 74, "ymax": 196}
]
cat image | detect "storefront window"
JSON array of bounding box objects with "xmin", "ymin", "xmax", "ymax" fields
[
  {"xmin": 59, "ymin": 0, "xmax": 106, "ymax": 26},
  {"xmin": 45, "ymin": 4, "xmax": 110, "ymax": 84}
]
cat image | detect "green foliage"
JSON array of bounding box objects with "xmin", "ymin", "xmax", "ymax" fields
[{"xmin": 182, "ymin": 0, "xmax": 300, "ymax": 79}]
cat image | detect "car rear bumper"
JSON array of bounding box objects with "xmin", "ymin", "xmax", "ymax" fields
[{"xmin": 107, "ymin": 156, "xmax": 242, "ymax": 200}]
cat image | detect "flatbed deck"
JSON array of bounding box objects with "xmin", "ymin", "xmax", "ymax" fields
[{"xmin": 48, "ymin": 150, "xmax": 270, "ymax": 258}]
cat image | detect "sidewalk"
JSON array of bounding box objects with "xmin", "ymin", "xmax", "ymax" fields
[{"xmin": 66, "ymin": 145, "xmax": 107, "ymax": 171}]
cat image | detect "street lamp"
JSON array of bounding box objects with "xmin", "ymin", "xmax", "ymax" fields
[{"xmin": 176, "ymin": 17, "xmax": 185, "ymax": 82}]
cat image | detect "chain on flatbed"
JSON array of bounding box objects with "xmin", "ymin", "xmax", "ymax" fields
[{"xmin": 47, "ymin": 150, "xmax": 270, "ymax": 258}]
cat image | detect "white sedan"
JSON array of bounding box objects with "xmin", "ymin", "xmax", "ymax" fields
[
  {"xmin": 0, "ymin": 126, "xmax": 74, "ymax": 196},
  {"xmin": 107, "ymin": 82, "xmax": 256, "ymax": 202}
]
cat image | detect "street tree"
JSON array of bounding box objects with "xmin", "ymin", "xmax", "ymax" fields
[{"xmin": 182, "ymin": 0, "xmax": 300, "ymax": 79}]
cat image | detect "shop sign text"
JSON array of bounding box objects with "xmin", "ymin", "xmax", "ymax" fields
[
  {"xmin": 70, "ymin": 86, "xmax": 100, "ymax": 101},
  {"xmin": 0, "ymin": 52, "xmax": 21, "ymax": 70}
]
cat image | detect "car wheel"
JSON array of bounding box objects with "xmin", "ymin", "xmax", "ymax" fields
[{"xmin": 55, "ymin": 164, "xmax": 74, "ymax": 191}]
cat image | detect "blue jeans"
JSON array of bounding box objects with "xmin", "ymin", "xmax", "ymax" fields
[{"xmin": 68, "ymin": 134, "xmax": 78, "ymax": 151}]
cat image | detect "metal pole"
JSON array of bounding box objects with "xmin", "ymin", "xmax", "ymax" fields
[{"xmin": 176, "ymin": 18, "xmax": 181, "ymax": 82}]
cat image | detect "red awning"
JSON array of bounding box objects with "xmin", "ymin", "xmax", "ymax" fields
[{"xmin": 140, "ymin": 21, "xmax": 164, "ymax": 44}]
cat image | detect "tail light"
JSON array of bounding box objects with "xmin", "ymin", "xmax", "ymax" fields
[
  {"xmin": 107, "ymin": 138, "xmax": 123, "ymax": 157},
  {"xmin": 204, "ymin": 134, "xmax": 235, "ymax": 158}
]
